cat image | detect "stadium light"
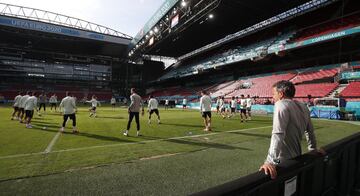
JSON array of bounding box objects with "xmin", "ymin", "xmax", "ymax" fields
[
  {"xmin": 154, "ymin": 27, "xmax": 159, "ymax": 33},
  {"xmin": 208, "ymin": 14, "xmax": 214, "ymax": 19},
  {"xmin": 150, "ymin": 30, "xmax": 154, "ymax": 35},
  {"xmin": 181, "ymin": 0, "xmax": 187, "ymax": 7}
]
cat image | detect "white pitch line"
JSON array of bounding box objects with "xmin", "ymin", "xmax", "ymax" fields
[
  {"xmin": 44, "ymin": 132, "xmax": 61, "ymax": 153},
  {"xmin": 0, "ymin": 125, "xmax": 272, "ymax": 160}
]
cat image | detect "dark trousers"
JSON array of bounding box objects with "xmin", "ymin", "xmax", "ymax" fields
[
  {"xmin": 39, "ymin": 103, "xmax": 46, "ymax": 111},
  {"xmin": 127, "ymin": 112, "xmax": 140, "ymax": 131},
  {"xmin": 63, "ymin": 113, "xmax": 76, "ymax": 127}
]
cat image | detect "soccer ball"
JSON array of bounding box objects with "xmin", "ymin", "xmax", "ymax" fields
[{"xmin": 42, "ymin": 127, "xmax": 47, "ymax": 130}]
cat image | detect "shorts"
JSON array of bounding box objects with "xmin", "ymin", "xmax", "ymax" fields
[
  {"xmin": 202, "ymin": 111, "xmax": 212, "ymax": 118},
  {"xmin": 50, "ymin": 103, "xmax": 56, "ymax": 107},
  {"xmin": 13, "ymin": 106, "xmax": 19, "ymax": 111},
  {"xmin": 231, "ymin": 108, "xmax": 236, "ymax": 113},
  {"xmin": 220, "ymin": 107, "xmax": 225, "ymax": 112},
  {"xmin": 19, "ymin": 108, "xmax": 25, "ymax": 114},
  {"xmin": 25, "ymin": 110, "xmax": 34, "ymax": 118},
  {"xmin": 91, "ymin": 107, "xmax": 97, "ymax": 111},
  {"xmin": 183, "ymin": 104, "xmax": 186, "ymax": 108},
  {"xmin": 149, "ymin": 109, "xmax": 159, "ymax": 115},
  {"xmin": 216, "ymin": 106, "xmax": 220, "ymax": 110},
  {"xmin": 247, "ymin": 107, "xmax": 251, "ymax": 111},
  {"xmin": 111, "ymin": 103, "xmax": 115, "ymax": 106},
  {"xmin": 240, "ymin": 109, "xmax": 247, "ymax": 114}
]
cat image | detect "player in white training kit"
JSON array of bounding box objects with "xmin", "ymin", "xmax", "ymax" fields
[
  {"xmin": 123, "ymin": 88, "xmax": 144, "ymax": 137},
  {"xmin": 164, "ymin": 99, "xmax": 169, "ymax": 110},
  {"xmin": 18, "ymin": 91, "xmax": 30, "ymax": 123},
  {"xmin": 87, "ymin": 95, "xmax": 101, "ymax": 117},
  {"xmin": 11, "ymin": 92, "xmax": 22, "ymax": 120},
  {"xmin": 182, "ymin": 98, "xmax": 187, "ymax": 110},
  {"xmin": 230, "ymin": 97, "xmax": 237, "ymax": 117},
  {"xmin": 111, "ymin": 97, "xmax": 116, "ymax": 110},
  {"xmin": 148, "ymin": 95, "xmax": 160, "ymax": 124},
  {"xmin": 200, "ymin": 90, "xmax": 212, "ymax": 131},
  {"xmin": 246, "ymin": 95, "xmax": 253, "ymax": 120},
  {"xmin": 239, "ymin": 94, "xmax": 248, "ymax": 122},
  {"xmin": 24, "ymin": 92, "xmax": 38, "ymax": 128},
  {"xmin": 49, "ymin": 94, "xmax": 58, "ymax": 112},
  {"xmin": 59, "ymin": 91, "xmax": 78, "ymax": 133}
]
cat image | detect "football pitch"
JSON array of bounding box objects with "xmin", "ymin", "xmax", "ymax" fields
[{"xmin": 0, "ymin": 105, "xmax": 359, "ymax": 195}]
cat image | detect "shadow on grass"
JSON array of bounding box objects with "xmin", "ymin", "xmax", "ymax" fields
[
  {"xmin": 230, "ymin": 131, "xmax": 271, "ymax": 139},
  {"xmin": 139, "ymin": 135, "xmax": 250, "ymax": 150},
  {"xmin": 96, "ymin": 116, "xmax": 125, "ymax": 120},
  {"xmin": 166, "ymin": 138, "xmax": 251, "ymax": 150},
  {"xmin": 66, "ymin": 132, "xmax": 133, "ymax": 143},
  {"xmin": 160, "ymin": 123, "xmax": 204, "ymax": 128}
]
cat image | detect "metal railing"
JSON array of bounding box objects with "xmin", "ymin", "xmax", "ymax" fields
[
  {"xmin": 0, "ymin": 3, "xmax": 132, "ymax": 39},
  {"xmin": 193, "ymin": 132, "xmax": 360, "ymax": 196}
]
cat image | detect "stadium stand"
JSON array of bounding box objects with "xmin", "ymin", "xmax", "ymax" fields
[
  {"xmin": 340, "ymin": 81, "xmax": 360, "ymax": 98},
  {"xmin": 290, "ymin": 68, "xmax": 338, "ymax": 84},
  {"xmin": 291, "ymin": 13, "xmax": 360, "ymax": 42}
]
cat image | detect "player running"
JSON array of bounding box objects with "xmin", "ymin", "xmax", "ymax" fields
[
  {"xmin": 239, "ymin": 94, "xmax": 248, "ymax": 122},
  {"xmin": 148, "ymin": 95, "xmax": 160, "ymax": 124},
  {"xmin": 11, "ymin": 92, "xmax": 22, "ymax": 120},
  {"xmin": 59, "ymin": 91, "xmax": 78, "ymax": 133},
  {"xmin": 87, "ymin": 95, "xmax": 101, "ymax": 117},
  {"xmin": 246, "ymin": 95, "xmax": 253, "ymax": 120},
  {"xmin": 123, "ymin": 88, "xmax": 144, "ymax": 137},
  {"xmin": 18, "ymin": 91, "xmax": 30, "ymax": 123},
  {"xmin": 49, "ymin": 94, "xmax": 58, "ymax": 112},
  {"xmin": 111, "ymin": 96, "xmax": 116, "ymax": 110},
  {"xmin": 200, "ymin": 90, "xmax": 212, "ymax": 131},
  {"xmin": 24, "ymin": 92, "xmax": 38, "ymax": 129}
]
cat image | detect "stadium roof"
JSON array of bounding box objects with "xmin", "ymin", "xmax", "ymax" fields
[
  {"xmin": 130, "ymin": 0, "xmax": 329, "ymax": 58},
  {"xmin": 0, "ymin": 3, "xmax": 132, "ymax": 58}
]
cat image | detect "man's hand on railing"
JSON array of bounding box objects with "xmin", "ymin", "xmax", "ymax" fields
[{"xmin": 259, "ymin": 163, "xmax": 277, "ymax": 179}]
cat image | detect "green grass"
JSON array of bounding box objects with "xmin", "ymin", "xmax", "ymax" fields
[{"xmin": 0, "ymin": 105, "xmax": 359, "ymax": 195}]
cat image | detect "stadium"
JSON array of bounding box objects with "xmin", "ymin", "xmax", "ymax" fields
[{"xmin": 0, "ymin": 0, "xmax": 359, "ymax": 195}]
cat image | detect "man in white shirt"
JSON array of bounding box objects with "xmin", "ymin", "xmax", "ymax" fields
[
  {"xmin": 18, "ymin": 91, "xmax": 30, "ymax": 123},
  {"xmin": 86, "ymin": 95, "xmax": 101, "ymax": 117},
  {"xmin": 230, "ymin": 96, "xmax": 237, "ymax": 117},
  {"xmin": 49, "ymin": 94, "xmax": 58, "ymax": 112},
  {"xmin": 11, "ymin": 91, "xmax": 22, "ymax": 120},
  {"xmin": 148, "ymin": 95, "xmax": 160, "ymax": 124},
  {"xmin": 24, "ymin": 92, "xmax": 38, "ymax": 128},
  {"xmin": 111, "ymin": 96, "xmax": 116, "ymax": 110},
  {"xmin": 200, "ymin": 90, "xmax": 212, "ymax": 131},
  {"xmin": 59, "ymin": 91, "xmax": 78, "ymax": 133},
  {"xmin": 182, "ymin": 98, "xmax": 187, "ymax": 110},
  {"xmin": 216, "ymin": 96, "xmax": 221, "ymax": 114},
  {"xmin": 239, "ymin": 94, "xmax": 248, "ymax": 122},
  {"xmin": 123, "ymin": 88, "xmax": 144, "ymax": 137},
  {"xmin": 38, "ymin": 93, "xmax": 47, "ymax": 113},
  {"xmin": 259, "ymin": 81, "xmax": 324, "ymax": 179},
  {"xmin": 165, "ymin": 99, "xmax": 169, "ymax": 110},
  {"xmin": 246, "ymin": 95, "xmax": 253, "ymax": 120}
]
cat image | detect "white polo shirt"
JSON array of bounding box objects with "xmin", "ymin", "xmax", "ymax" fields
[
  {"xmin": 24, "ymin": 96, "xmax": 37, "ymax": 111},
  {"xmin": 148, "ymin": 98, "xmax": 158, "ymax": 110},
  {"xmin": 13, "ymin": 95, "xmax": 22, "ymax": 107},
  {"xmin": 200, "ymin": 95, "xmax": 212, "ymax": 112},
  {"xmin": 60, "ymin": 96, "xmax": 76, "ymax": 115}
]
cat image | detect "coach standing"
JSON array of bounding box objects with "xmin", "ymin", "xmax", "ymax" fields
[
  {"xmin": 259, "ymin": 81, "xmax": 324, "ymax": 179},
  {"xmin": 123, "ymin": 88, "xmax": 144, "ymax": 137}
]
